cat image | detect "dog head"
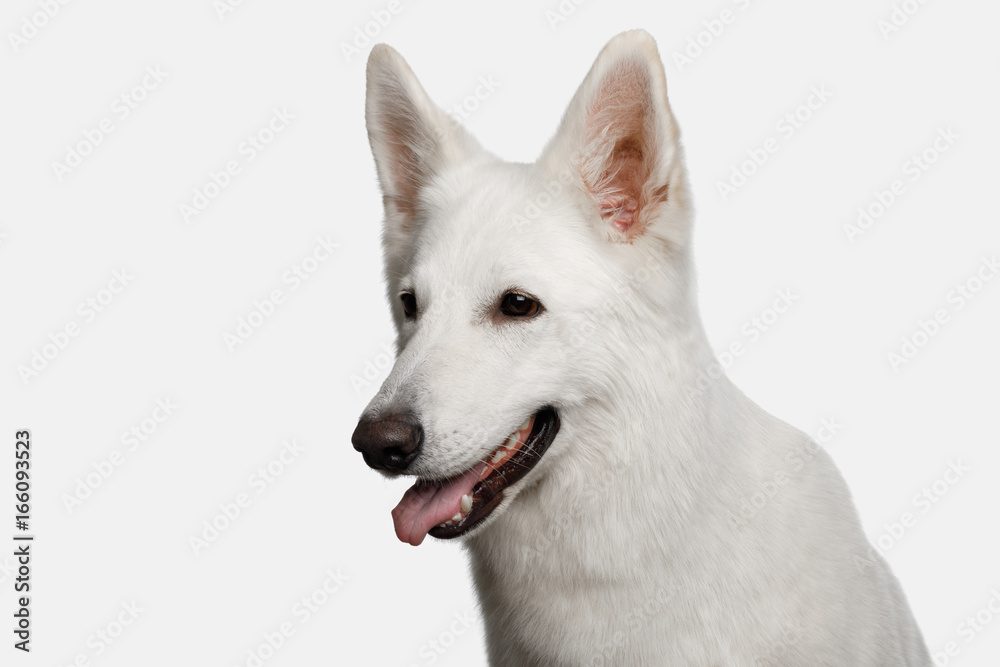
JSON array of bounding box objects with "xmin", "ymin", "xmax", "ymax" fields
[{"xmin": 353, "ymin": 30, "xmax": 697, "ymax": 545}]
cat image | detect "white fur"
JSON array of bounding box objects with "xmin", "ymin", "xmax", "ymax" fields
[{"xmin": 362, "ymin": 30, "xmax": 931, "ymax": 666}]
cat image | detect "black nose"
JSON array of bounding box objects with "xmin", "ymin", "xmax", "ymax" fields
[{"xmin": 352, "ymin": 413, "xmax": 423, "ymax": 473}]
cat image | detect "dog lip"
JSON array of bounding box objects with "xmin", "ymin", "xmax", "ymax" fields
[{"xmin": 428, "ymin": 407, "xmax": 560, "ymax": 540}]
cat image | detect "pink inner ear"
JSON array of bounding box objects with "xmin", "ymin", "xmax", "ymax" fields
[
  {"xmin": 599, "ymin": 196, "xmax": 639, "ymax": 232},
  {"xmin": 580, "ymin": 60, "xmax": 668, "ymax": 239}
]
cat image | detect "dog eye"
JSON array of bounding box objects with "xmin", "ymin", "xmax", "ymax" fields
[
  {"xmin": 499, "ymin": 292, "xmax": 540, "ymax": 318},
  {"xmin": 400, "ymin": 292, "xmax": 417, "ymax": 319}
]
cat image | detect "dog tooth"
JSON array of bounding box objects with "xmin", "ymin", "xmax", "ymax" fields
[
  {"xmin": 505, "ymin": 434, "xmax": 519, "ymax": 450},
  {"xmin": 451, "ymin": 512, "xmax": 462, "ymax": 522},
  {"xmin": 518, "ymin": 416, "xmax": 531, "ymax": 432},
  {"xmin": 461, "ymin": 494, "xmax": 473, "ymax": 513},
  {"xmin": 492, "ymin": 449, "xmax": 506, "ymax": 464}
]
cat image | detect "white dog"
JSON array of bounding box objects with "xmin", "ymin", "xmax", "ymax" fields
[{"xmin": 353, "ymin": 30, "xmax": 931, "ymax": 666}]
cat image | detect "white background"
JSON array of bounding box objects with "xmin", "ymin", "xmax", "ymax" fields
[{"xmin": 1, "ymin": 0, "xmax": 998, "ymax": 665}]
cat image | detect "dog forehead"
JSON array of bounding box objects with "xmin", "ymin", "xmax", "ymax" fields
[
  {"xmin": 424, "ymin": 162, "xmax": 584, "ymax": 247},
  {"xmin": 403, "ymin": 161, "xmax": 615, "ymax": 300}
]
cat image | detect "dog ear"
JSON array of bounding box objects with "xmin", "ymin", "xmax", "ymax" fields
[
  {"xmin": 540, "ymin": 30, "xmax": 691, "ymax": 246},
  {"xmin": 365, "ymin": 45, "xmax": 484, "ymax": 240}
]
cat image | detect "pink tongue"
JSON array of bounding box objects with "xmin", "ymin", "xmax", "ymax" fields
[{"xmin": 391, "ymin": 462, "xmax": 486, "ymax": 546}]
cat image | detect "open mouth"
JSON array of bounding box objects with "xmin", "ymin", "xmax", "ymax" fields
[{"xmin": 391, "ymin": 408, "xmax": 560, "ymax": 546}]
